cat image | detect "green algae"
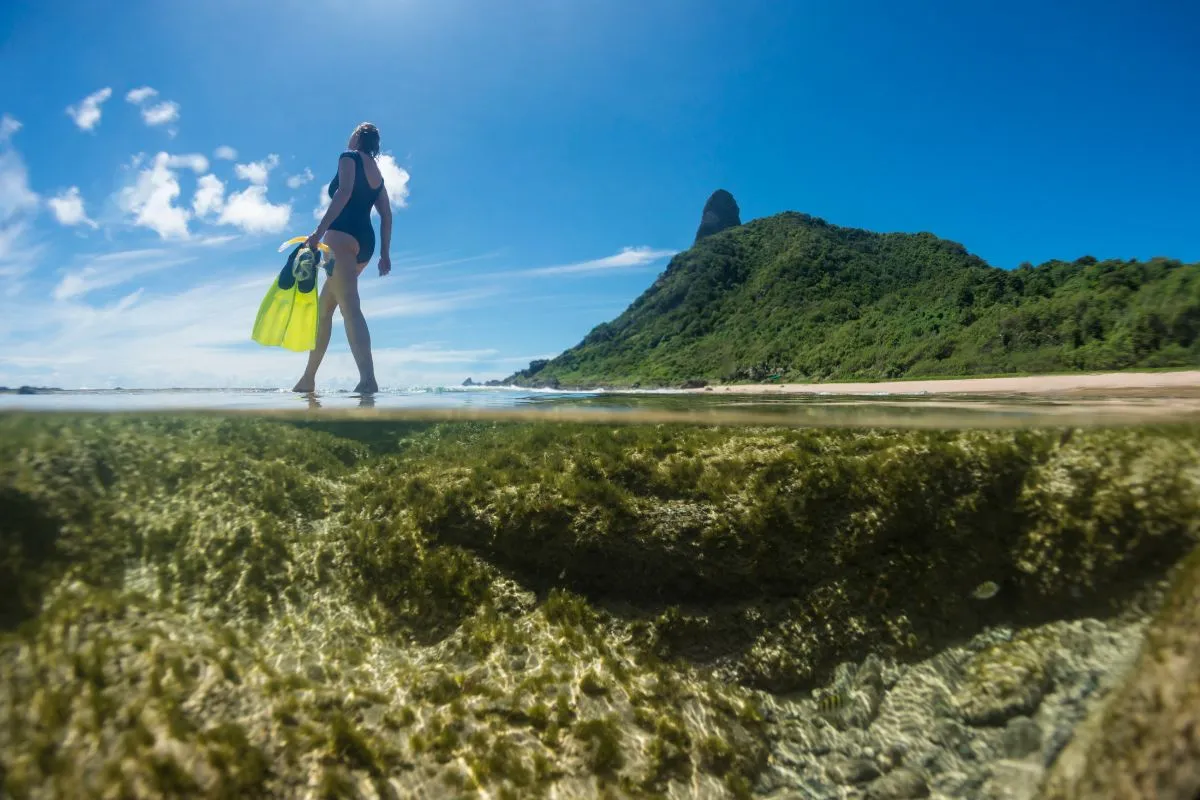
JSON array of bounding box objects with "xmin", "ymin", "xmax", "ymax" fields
[
  {"xmin": 955, "ymin": 630, "xmax": 1056, "ymax": 726},
  {"xmin": 2, "ymin": 413, "xmax": 1199, "ymax": 797},
  {"xmin": 575, "ymin": 715, "xmax": 624, "ymax": 776}
]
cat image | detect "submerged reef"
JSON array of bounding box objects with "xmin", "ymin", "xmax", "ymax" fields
[
  {"xmin": 1, "ymin": 413, "xmax": 1198, "ymax": 798},
  {"xmin": 1040, "ymin": 544, "xmax": 1200, "ymax": 799}
]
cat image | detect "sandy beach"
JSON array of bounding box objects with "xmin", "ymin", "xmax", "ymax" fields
[{"xmin": 696, "ymin": 369, "xmax": 1200, "ymax": 396}]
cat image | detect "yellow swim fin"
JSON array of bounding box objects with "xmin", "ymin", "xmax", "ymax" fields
[{"xmin": 251, "ymin": 245, "xmax": 321, "ymax": 352}]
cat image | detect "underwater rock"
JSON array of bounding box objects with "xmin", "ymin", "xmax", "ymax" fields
[
  {"xmin": 826, "ymin": 756, "xmax": 881, "ymax": 784},
  {"xmin": 1003, "ymin": 717, "xmax": 1042, "ymax": 759},
  {"xmin": 954, "ymin": 633, "xmax": 1053, "ymax": 726},
  {"xmin": 0, "ymin": 415, "xmax": 1195, "ymax": 798},
  {"xmin": 865, "ymin": 767, "xmax": 930, "ymax": 799},
  {"xmin": 1003, "ymin": 714, "xmax": 1041, "ymax": 762},
  {"xmin": 1038, "ymin": 547, "xmax": 1200, "ymax": 800},
  {"xmin": 984, "ymin": 759, "xmax": 1045, "ymax": 800},
  {"xmin": 760, "ymin": 615, "xmax": 1145, "ymax": 800}
]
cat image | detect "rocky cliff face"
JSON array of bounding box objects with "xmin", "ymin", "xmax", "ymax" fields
[{"xmin": 694, "ymin": 189, "xmax": 741, "ymax": 243}]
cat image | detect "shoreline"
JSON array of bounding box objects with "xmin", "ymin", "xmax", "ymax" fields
[{"xmin": 685, "ymin": 369, "xmax": 1200, "ymax": 396}]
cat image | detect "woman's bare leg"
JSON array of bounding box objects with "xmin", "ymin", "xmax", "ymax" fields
[
  {"xmin": 323, "ymin": 231, "xmax": 378, "ymax": 393},
  {"xmin": 292, "ymin": 280, "xmax": 340, "ymax": 392},
  {"xmin": 337, "ymin": 265, "xmax": 378, "ymax": 393}
]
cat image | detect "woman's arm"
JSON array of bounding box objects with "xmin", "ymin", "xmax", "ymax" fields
[
  {"xmin": 307, "ymin": 155, "xmax": 355, "ymax": 247},
  {"xmin": 374, "ymin": 185, "xmax": 392, "ymax": 275}
]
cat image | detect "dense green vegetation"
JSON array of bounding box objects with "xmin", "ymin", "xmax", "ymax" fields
[{"xmin": 505, "ymin": 213, "xmax": 1200, "ymax": 387}]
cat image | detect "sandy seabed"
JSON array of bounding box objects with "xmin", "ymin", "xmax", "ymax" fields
[{"xmin": 699, "ymin": 370, "xmax": 1200, "ymax": 397}]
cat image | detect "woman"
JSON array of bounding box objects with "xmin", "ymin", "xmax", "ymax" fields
[{"xmin": 292, "ymin": 122, "xmax": 392, "ymax": 394}]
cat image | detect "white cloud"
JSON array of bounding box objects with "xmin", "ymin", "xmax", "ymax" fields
[
  {"xmin": 53, "ymin": 249, "xmax": 195, "ymax": 301},
  {"xmin": 166, "ymin": 153, "xmax": 209, "ymax": 173},
  {"xmin": 403, "ymin": 252, "xmax": 504, "ymax": 273},
  {"xmin": 286, "ymin": 168, "xmax": 314, "ymax": 189},
  {"xmin": 116, "ymin": 152, "xmax": 191, "ymax": 239},
  {"xmin": 66, "ymin": 87, "xmax": 113, "ymax": 131},
  {"xmin": 87, "ymin": 246, "xmax": 173, "ymax": 262},
  {"xmin": 0, "ymin": 114, "xmax": 20, "ymax": 143},
  {"xmin": 0, "ymin": 221, "xmax": 38, "ymax": 288},
  {"xmin": 366, "ymin": 288, "xmax": 496, "ymax": 320},
  {"xmin": 310, "ymin": 154, "xmax": 410, "ymax": 220},
  {"xmin": 125, "ymin": 86, "xmax": 158, "ymax": 105},
  {"xmin": 194, "ymin": 234, "xmax": 239, "ymax": 247},
  {"xmin": 0, "ymin": 220, "xmax": 28, "ymax": 262},
  {"xmin": 376, "ymin": 155, "xmax": 411, "ymax": 209},
  {"xmin": 234, "ymin": 154, "xmax": 280, "ymax": 186},
  {"xmin": 0, "ymin": 262, "xmax": 499, "ymax": 388},
  {"xmin": 0, "ymin": 148, "xmax": 39, "ymax": 220},
  {"xmin": 313, "ymin": 186, "xmax": 331, "ymax": 221},
  {"xmin": 47, "ymin": 187, "xmax": 98, "ymax": 229},
  {"xmin": 192, "ymin": 174, "xmax": 225, "ymax": 218},
  {"xmin": 0, "ymin": 129, "xmax": 41, "ymax": 287},
  {"xmin": 142, "ymin": 100, "xmax": 180, "ymax": 127},
  {"xmin": 214, "ymin": 145, "xmax": 237, "ymax": 161},
  {"xmin": 216, "ymin": 185, "xmax": 290, "ymax": 234},
  {"xmin": 517, "ymin": 246, "xmax": 677, "ymax": 276}
]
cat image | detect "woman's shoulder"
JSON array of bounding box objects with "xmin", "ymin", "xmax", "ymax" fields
[{"xmin": 338, "ymin": 150, "xmax": 362, "ymax": 162}]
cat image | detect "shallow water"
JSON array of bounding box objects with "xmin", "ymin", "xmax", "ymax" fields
[
  {"xmin": 1, "ymin": 404, "xmax": 1197, "ymax": 798},
  {"xmin": 5, "ymin": 385, "xmax": 1200, "ymax": 429}
]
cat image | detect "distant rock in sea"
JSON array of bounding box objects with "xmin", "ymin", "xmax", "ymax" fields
[
  {"xmin": 694, "ymin": 188, "xmax": 742, "ymax": 243},
  {"xmin": 3, "ymin": 385, "xmax": 62, "ymax": 395}
]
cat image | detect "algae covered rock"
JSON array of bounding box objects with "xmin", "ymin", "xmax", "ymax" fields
[
  {"xmin": 1038, "ymin": 546, "xmax": 1200, "ymax": 800},
  {"xmin": 0, "ymin": 584, "xmax": 276, "ymax": 797},
  {"xmin": 1002, "ymin": 717, "xmax": 1043, "ymax": 759},
  {"xmin": 865, "ymin": 767, "xmax": 930, "ymax": 799},
  {"xmin": 954, "ymin": 632, "xmax": 1055, "ymax": 726},
  {"xmin": 3, "ymin": 413, "xmax": 1200, "ymax": 798},
  {"xmin": 0, "ymin": 414, "xmax": 360, "ymax": 626},
  {"xmin": 1013, "ymin": 428, "xmax": 1200, "ymax": 599}
]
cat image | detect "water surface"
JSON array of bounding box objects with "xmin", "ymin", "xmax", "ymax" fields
[
  {"xmin": 2, "ymin": 389, "xmax": 1198, "ymax": 798},
  {"xmin": 4, "ymin": 385, "xmax": 1200, "ymax": 429}
]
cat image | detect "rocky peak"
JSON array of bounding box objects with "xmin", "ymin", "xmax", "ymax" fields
[{"xmin": 694, "ymin": 189, "xmax": 741, "ymax": 243}]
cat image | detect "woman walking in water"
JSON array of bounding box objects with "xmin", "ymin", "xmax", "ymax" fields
[{"xmin": 293, "ymin": 122, "xmax": 391, "ymax": 394}]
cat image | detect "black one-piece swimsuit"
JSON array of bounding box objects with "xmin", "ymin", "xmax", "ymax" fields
[{"xmin": 326, "ymin": 151, "xmax": 384, "ymax": 271}]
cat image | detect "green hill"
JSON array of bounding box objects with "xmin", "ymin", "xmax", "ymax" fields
[{"xmin": 506, "ymin": 211, "xmax": 1200, "ymax": 387}]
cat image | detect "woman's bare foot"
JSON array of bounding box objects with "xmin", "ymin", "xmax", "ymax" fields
[
  {"xmin": 353, "ymin": 378, "xmax": 379, "ymax": 394},
  {"xmin": 292, "ymin": 376, "xmax": 316, "ymax": 393}
]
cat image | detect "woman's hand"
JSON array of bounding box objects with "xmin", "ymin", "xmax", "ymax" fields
[
  {"xmin": 304, "ymin": 230, "xmax": 322, "ymax": 252},
  {"xmin": 378, "ymin": 253, "xmax": 391, "ymax": 276}
]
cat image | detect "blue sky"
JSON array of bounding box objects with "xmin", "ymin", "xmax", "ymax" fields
[{"xmin": 0, "ymin": 0, "xmax": 1196, "ymax": 389}]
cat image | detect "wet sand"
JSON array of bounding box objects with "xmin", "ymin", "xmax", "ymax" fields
[{"xmin": 698, "ymin": 370, "xmax": 1200, "ymax": 397}]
